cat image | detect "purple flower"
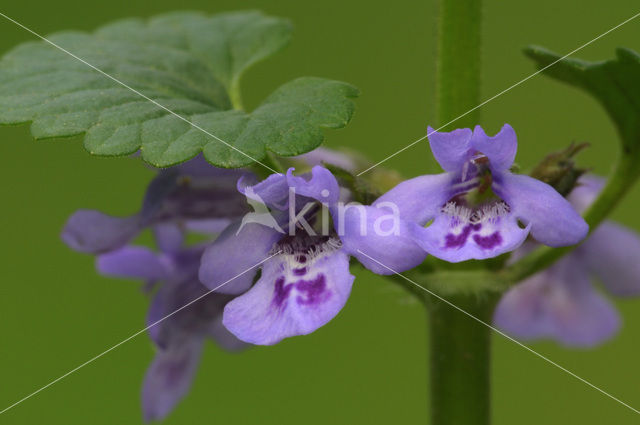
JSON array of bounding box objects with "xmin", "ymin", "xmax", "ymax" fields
[
  {"xmin": 61, "ymin": 155, "xmax": 251, "ymax": 255},
  {"xmin": 199, "ymin": 166, "xmax": 426, "ymax": 345},
  {"xmin": 494, "ymin": 176, "xmax": 640, "ymax": 347},
  {"xmin": 60, "ymin": 149, "xmax": 368, "ymax": 416},
  {"xmin": 376, "ymin": 125, "xmax": 588, "ymax": 262},
  {"xmin": 98, "ymin": 227, "xmax": 247, "ymax": 422},
  {"xmin": 60, "ymin": 155, "xmax": 255, "ymax": 421}
]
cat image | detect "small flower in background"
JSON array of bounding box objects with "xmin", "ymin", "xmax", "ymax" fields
[
  {"xmin": 61, "ymin": 156, "xmax": 252, "ymax": 255},
  {"xmin": 98, "ymin": 227, "xmax": 246, "ymax": 422},
  {"xmin": 61, "ymin": 157, "xmax": 253, "ymax": 421},
  {"xmin": 200, "ymin": 166, "xmax": 426, "ymax": 345},
  {"xmin": 494, "ymin": 176, "xmax": 640, "ymax": 347},
  {"xmin": 374, "ymin": 125, "xmax": 588, "ymax": 262}
]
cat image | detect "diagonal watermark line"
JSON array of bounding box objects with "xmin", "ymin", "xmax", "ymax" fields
[
  {"xmin": 0, "ymin": 12, "xmax": 279, "ymax": 175},
  {"xmin": 356, "ymin": 249, "xmax": 640, "ymax": 415},
  {"xmin": 0, "ymin": 251, "xmax": 281, "ymax": 416},
  {"xmin": 356, "ymin": 10, "xmax": 640, "ymax": 176},
  {"xmin": 2, "ymin": 5, "xmax": 638, "ymax": 417}
]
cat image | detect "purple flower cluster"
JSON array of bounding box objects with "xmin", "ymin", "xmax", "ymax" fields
[
  {"xmin": 62, "ymin": 125, "xmax": 605, "ymax": 420},
  {"xmin": 494, "ymin": 176, "xmax": 640, "ymax": 346},
  {"xmin": 63, "ymin": 157, "xmax": 251, "ymax": 421}
]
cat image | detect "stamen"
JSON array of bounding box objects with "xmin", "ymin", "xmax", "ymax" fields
[
  {"xmin": 471, "ymin": 153, "xmax": 489, "ymax": 165},
  {"xmin": 450, "ymin": 177, "xmax": 481, "ymax": 192},
  {"xmin": 441, "ymin": 202, "xmax": 473, "ymax": 223},
  {"xmin": 473, "ymin": 201, "xmax": 510, "ymax": 224},
  {"xmin": 272, "ymin": 235, "xmax": 342, "ymax": 268},
  {"xmin": 441, "ymin": 201, "xmax": 510, "ymax": 225},
  {"xmin": 461, "ymin": 160, "xmax": 470, "ymax": 181}
]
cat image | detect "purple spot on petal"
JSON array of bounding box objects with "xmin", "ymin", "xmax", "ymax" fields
[
  {"xmin": 445, "ymin": 224, "xmax": 475, "ymax": 248},
  {"xmin": 296, "ymin": 254, "xmax": 308, "ymax": 263},
  {"xmin": 272, "ymin": 276, "xmax": 293, "ymax": 308},
  {"xmin": 473, "ymin": 232, "xmax": 502, "ymax": 249},
  {"xmin": 296, "ymin": 274, "xmax": 329, "ymax": 306},
  {"xmin": 293, "ymin": 267, "xmax": 307, "ymax": 276}
]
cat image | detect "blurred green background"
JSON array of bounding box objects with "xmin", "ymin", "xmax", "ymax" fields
[{"xmin": 1, "ymin": 0, "xmax": 640, "ymax": 423}]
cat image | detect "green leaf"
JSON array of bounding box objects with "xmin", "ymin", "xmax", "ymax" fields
[
  {"xmin": 140, "ymin": 77, "xmax": 359, "ymax": 167},
  {"xmin": 0, "ymin": 11, "xmax": 359, "ymax": 168},
  {"xmin": 504, "ymin": 47, "xmax": 640, "ymax": 286},
  {"xmin": 95, "ymin": 11, "xmax": 293, "ymax": 98},
  {"xmin": 525, "ymin": 46, "xmax": 640, "ymax": 157}
]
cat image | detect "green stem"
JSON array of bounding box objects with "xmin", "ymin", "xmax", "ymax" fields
[
  {"xmin": 436, "ymin": 0, "xmax": 482, "ymax": 128},
  {"xmin": 503, "ymin": 153, "xmax": 638, "ymax": 283},
  {"xmin": 407, "ymin": 268, "xmax": 508, "ymax": 296},
  {"xmin": 430, "ymin": 1, "xmax": 487, "ymax": 424},
  {"xmin": 229, "ymin": 78, "xmax": 244, "ymax": 110},
  {"xmin": 264, "ymin": 151, "xmax": 285, "ymax": 174},
  {"xmin": 428, "ymin": 294, "xmax": 496, "ymax": 425},
  {"xmin": 250, "ymin": 152, "xmax": 285, "ymax": 179}
]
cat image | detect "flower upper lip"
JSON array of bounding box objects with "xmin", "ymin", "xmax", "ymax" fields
[{"xmin": 376, "ymin": 124, "xmax": 588, "ymax": 262}]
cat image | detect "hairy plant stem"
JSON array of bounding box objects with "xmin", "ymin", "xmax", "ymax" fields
[
  {"xmin": 428, "ymin": 293, "xmax": 497, "ymax": 425},
  {"xmin": 436, "ymin": 0, "xmax": 482, "ymax": 129},
  {"xmin": 429, "ymin": 1, "xmax": 488, "ymax": 424},
  {"xmin": 250, "ymin": 152, "xmax": 285, "ymax": 179}
]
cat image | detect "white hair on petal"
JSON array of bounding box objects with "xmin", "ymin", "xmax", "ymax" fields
[
  {"xmin": 441, "ymin": 202, "xmax": 473, "ymax": 222},
  {"xmin": 311, "ymin": 237, "xmax": 343, "ymax": 255},
  {"xmin": 474, "ymin": 201, "xmax": 510, "ymax": 223},
  {"xmin": 274, "ymin": 237, "xmax": 343, "ymax": 267},
  {"xmin": 440, "ymin": 201, "xmax": 510, "ymax": 225}
]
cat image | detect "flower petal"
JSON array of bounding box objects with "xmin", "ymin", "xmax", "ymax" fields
[
  {"xmin": 183, "ymin": 218, "xmax": 232, "ymax": 235},
  {"xmin": 141, "ymin": 338, "xmax": 203, "ymax": 422},
  {"xmin": 61, "ymin": 210, "xmax": 142, "ymax": 254},
  {"xmin": 410, "ymin": 209, "xmax": 530, "ymax": 262},
  {"xmin": 208, "ymin": 316, "xmax": 250, "ymax": 351},
  {"xmin": 286, "ymin": 166, "xmax": 341, "ymax": 205},
  {"xmin": 578, "ymin": 221, "xmax": 640, "ymax": 296},
  {"xmin": 336, "ymin": 204, "xmax": 427, "ymax": 273},
  {"xmin": 237, "ymin": 172, "xmax": 289, "ymax": 210},
  {"xmin": 153, "ymin": 223, "xmax": 184, "ymax": 254},
  {"xmin": 496, "ymin": 173, "xmax": 588, "ymax": 247},
  {"xmin": 140, "ymin": 171, "xmax": 180, "ymax": 221},
  {"xmin": 223, "ymin": 249, "xmax": 354, "ymax": 345},
  {"xmin": 199, "ymin": 221, "xmax": 283, "ymax": 295},
  {"xmin": 494, "ymin": 258, "xmax": 620, "ymax": 347},
  {"xmin": 470, "ymin": 124, "xmax": 517, "ymax": 171},
  {"xmin": 146, "ymin": 282, "xmax": 169, "ymax": 348},
  {"xmin": 373, "ymin": 173, "xmax": 452, "ymax": 223},
  {"xmin": 146, "ymin": 276, "xmax": 229, "ymax": 349},
  {"xmin": 427, "ymin": 126, "xmax": 472, "ymax": 172},
  {"xmin": 567, "ymin": 175, "xmax": 605, "ymax": 213},
  {"xmin": 96, "ymin": 246, "xmax": 170, "ymax": 281}
]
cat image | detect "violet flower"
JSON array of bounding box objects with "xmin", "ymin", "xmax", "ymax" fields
[
  {"xmin": 60, "ymin": 155, "xmax": 253, "ymax": 421},
  {"xmin": 494, "ymin": 176, "xmax": 640, "ymax": 347},
  {"xmin": 199, "ymin": 166, "xmax": 426, "ymax": 345},
  {"xmin": 98, "ymin": 227, "xmax": 247, "ymax": 422},
  {"xmin": 61, "ymin": 149, "xmax": 370, "ymax": 416},
  {"xmin": 61, "ymin": 156, "xmax": 251, "ymax": 255},
  {"xmin": 375, "ymin": 125, "xmax": 588, "ymax": 262}
]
